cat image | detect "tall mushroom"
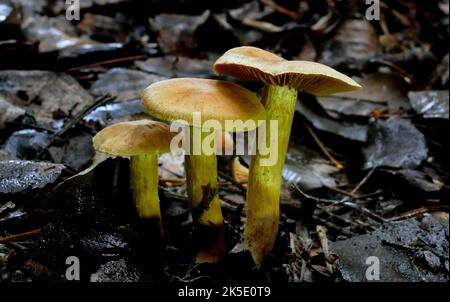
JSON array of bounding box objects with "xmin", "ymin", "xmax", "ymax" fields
[
  {"xmin": 93, "ymin": 120, "xmax": 175, "ymax": 241},
  {"xmin": 213, "ymin": 46, "xmax": 362, "ymax": 265},
  {"xmin": 141, "ymin": 78, "xmax": 266, "ymax": 263}
]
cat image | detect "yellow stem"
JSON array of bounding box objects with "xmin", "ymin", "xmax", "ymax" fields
[
  {"xmin": 244, "ymin": 85, "xmax": 297, "ymax": 266},
  {"xmin": 130, "ymin": 154, "xmax": 163, "ymax": 240},
  {"xmin": 185, "ymin": 127, "xmax": 225, "ymax": 263}
]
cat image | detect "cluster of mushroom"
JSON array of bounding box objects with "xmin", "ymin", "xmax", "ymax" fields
[{"xmin": 92, "ymin": 46, "xmax": 361, "ymax": 266}]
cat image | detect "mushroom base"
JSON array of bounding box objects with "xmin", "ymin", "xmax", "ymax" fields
[
  {"xmin": 185, "ymin": 128, "xmax": 225, "ymax": 263},
  {"xmin": 130, "ymin": 154, "xmax": 163, "ymax": 240},
  {"xmin": 244, "ymin": 84, "xmax": 297, "ymax": 266}
]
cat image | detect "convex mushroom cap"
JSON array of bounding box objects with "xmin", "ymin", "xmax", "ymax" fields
[
  {"xmin": 213, "ymin": 46, "xmax": 362, "ymax": 95},
  {"xmin": 93, "ymin": 120, "xmax": 176, "ymax": 156},
  {"xmin": 141, "ymin": 78, "xmax": 266, "ymax": 131}
]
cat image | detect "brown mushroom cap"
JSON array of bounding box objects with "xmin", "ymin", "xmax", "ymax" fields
[
  {"xmin": 93, "ymin": 120, "xmax": 175, "ymax": 156},
  {"xmin": 213, "ymin": 46, "xmax": 362, "ymax": 96},
  {"xmin": 141, "ymin": 78, "xmax": 266, "ymax": 132}
]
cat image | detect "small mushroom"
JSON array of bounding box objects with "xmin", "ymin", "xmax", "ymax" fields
[
  {"xmin": 141, "ymin": 78, "xmax": 266, "ymax": 263},
  {"xmin": 214, "ymin": 46, "xmax": 362, "ymax": 265},
  {"xmin": 92, "ymin": 120, "xmax": 175, "ymax": 241}
]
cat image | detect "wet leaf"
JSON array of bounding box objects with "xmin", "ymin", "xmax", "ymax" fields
[
  {"xmin": 330, "ymin": 216, "xmax": 448, "ymax": 282},
  {"xmin": 319, "ymin": 73, "xmax": 411, "ymax": 118},
  {"xmin": 48, "ymin": 132, "xmax": 95, "ymax": 171},
  {"xmin": 296, "ymin": 97, "xmax": 368, "ymax": 142},
  {"xmin": 408, "ymin": 90, "xmax": 449, "ymax": 119},
  {"xmin": 320, "ymin": 19, "xmax": 381, "ymax": 69},
  {"xmin": 23, "ymin": 16, "xmax": 91, "ymax": 53},
  {"xmin": 152, "ymin": 11, "xmax": 210, "ymax": 54},
  {"xmin": 2, "ymin": 129, "xmax": 51, "ymax": 160},
  {"xmin": 135, "ymin": 56, "xmax": 213, "ymax": 78},
  {"xmin": 362, "ymin": 119, "xmax": 428, "ymax": 170},
  {"xmin": 283, "ymin": 144, "xmax": 338, "ymax": 191},
  {"xmin": 379, "ymin": 168, "xmax": 444, "ymax": 194},
  {"xmin": 90, "ymin": 68, "xmax": 166, "ymax": 102},
  {"xmin": 317, "ymin": 97, "xmax": 386, "ymax": 119},
  {"xmin": 90, "ymin": 258, "xmax": 143, "ymax": 282},
  {"xmin": 77, "ymin": 13, "xmax": 129, "ymax": 43},
  {"xmin": 0, "ymin": 160, "xmax": 65, "ymax": 195},
  {"xmin": 0, "ymin": 70, "xmax": 94, "ymax": 126},
  {"xmin": 84, "ymin": 99, "xmax": 145, "ymax": 127}
]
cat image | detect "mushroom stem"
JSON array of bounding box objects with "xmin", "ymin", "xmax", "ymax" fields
[
  {"xmin": 130, "ymin": 154, "xmax": 163, "ymax": 239},
  {"xmin": 185, "ymin": 127, "xmax": 225, "ymax": 263},
  {"xmin": 244, "ymin": 85, "xmax": 297, "ymax": 266}
]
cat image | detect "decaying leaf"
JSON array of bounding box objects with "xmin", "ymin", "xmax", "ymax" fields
[
  {"xmin": 362, "ymin": 119, "xmax": 428, "ymax": 170},
  {"xmin": 0, "ymin": 70, "xmax": 94, "ymax": 126},
  {"xmin": 0, "ymin": 160, "xmax": 65, "ymax": 195}
]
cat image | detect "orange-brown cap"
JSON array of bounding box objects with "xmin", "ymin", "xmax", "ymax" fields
[
  {"xmin": 93, "ymin": 120, "xmax": 175, "ymax": 156},
  {"xmin": 213, "ymin": 46, "xmax": 362, "ymax": 96},
  {"xmin": 141, "ymin": 78, "xmax": 266, "ymax": 132}
]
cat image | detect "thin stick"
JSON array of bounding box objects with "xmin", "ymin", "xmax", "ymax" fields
[
  {"xmin": 326, "ymin": 186, "xmax": 357, "ymax": 198},
  {"xmin": 351, "ymin": 167, "xmax": 376, "ymax": 195},
  {"xmin": 338, "ymin": 167, "xmax": 376, "ymax": 204},
  {"xmin": 0, "ymin": 228, "xmax": 42, "ymax": 244},
  {"xmin": 303, "ymin": 121, "xmax": 344, "ymax": 170},
  {"xmin": 386, "ymin": 205, "xmax": 448, "ymax": 221},
  {"xmin": 259, "ymin": 0, "xmax": 299, "ymax": 19},
  {"xmin": 292, "ymin": 183, "xmax": 386, "ymax": 223},
  {"xmin": 37, "ymin": 95, "xmax": 115, "ymax": 158},
  {"xmin": 65, "ymin": 55, "xmax": 147, "ymax": 72}
]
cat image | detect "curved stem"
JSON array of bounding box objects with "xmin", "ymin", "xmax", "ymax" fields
[
  {"xmin": 130, "ymin": 154, "xmax": 163, "ymax": 240},
  {"xmin": 185, "ymin": 127, "xmax": 224, "ymax": 263},
  {"xmin": 244, "ymin": 85, "xmax": 297, "ymax": 266}
]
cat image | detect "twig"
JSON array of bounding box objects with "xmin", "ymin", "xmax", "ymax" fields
[
  {"xmin": 292, "ymin": 183, "xmax": 387, "ymax": 223},
  {"xmin": 65, "ymin": 55, "xmax": 147, "ymax": 72},
  {"xmin": 36, "ymin": 95, "xmax": 115, "ymax": 158},
  {"xmin": 386, "ymin": 206, "xmax": 449, "ymax": 221},
  {"xmin": 162, "ymin": 266, "xmax": 209, "ymax": 283},
  {"xmin": 0, "ymin": 228, "xmax": 42, "ymax": 244},
  {"xmin": 326, "ymin": 186, "xmax": 357, "ymax": 198},
  {"xmin": 327, "ymin": 187, "xmax": 383, "ymax": 200},
  {"xmin": 338, "ymin": 167, "xmax": 376, "ymax": 204},
  {"xmin": 259, "ymin": 0, "xmax": 299, "ymax": 19},
  {"xmin": 303, "ymin": 121, "xmax": 344, "ymax": 170},
  {"xmin": 56, "ymin": 95, "xmax": 115, "ymax": 137}
]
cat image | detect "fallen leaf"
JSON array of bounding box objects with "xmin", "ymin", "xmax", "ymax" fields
[
  {"xmin": 90, "ymin": 68, "xmax": 166, "ymax": 102},
  {"xmin": 0, "ymin": 160, "xmax": 65, "ymax": 195},
  {"xmin": 330, "ymin": 216, "xmax": 448, "ymax": 281},
  {"xmin": 362, "ymin": 119, "xmax": 428, "ymax": 170},
  {"xmin": 320, "ymin": 19, "xmax": 381, "ymax": 69},
  {"xmin": 0, "ymin": 70, "xmax": 94, "ymax": 126}
]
